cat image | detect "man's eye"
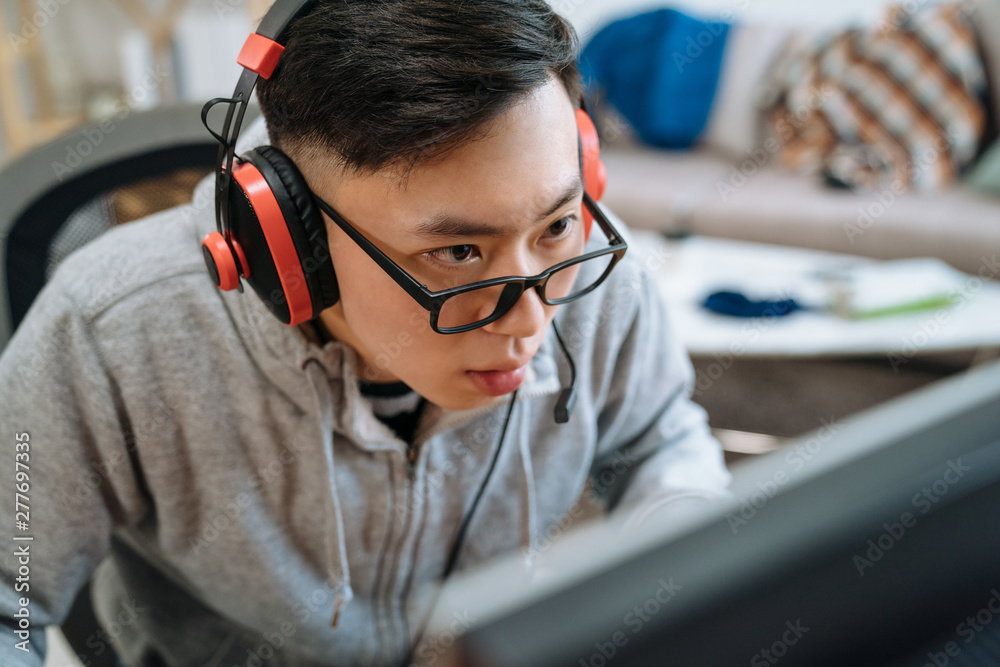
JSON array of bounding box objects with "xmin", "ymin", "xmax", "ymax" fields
[
  {"xmin": 431, "ymin": 244, "xmax": 476, "ymax": 263},
  {"xmin": 547, "ymin": 216, "xmax": 574, "ymax": 237}
]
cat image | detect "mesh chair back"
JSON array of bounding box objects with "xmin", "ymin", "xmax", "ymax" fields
[{"xmin": 0, "ymin": 103, "xmax": 260, "ymax": 350}]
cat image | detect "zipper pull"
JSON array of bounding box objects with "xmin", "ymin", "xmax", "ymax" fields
[{"xmin": 406, "ymin": 443, "xmax": 418, "ymax": 481}]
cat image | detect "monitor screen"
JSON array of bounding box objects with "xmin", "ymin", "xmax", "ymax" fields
[{"xmin": 419, "ymin": 359, "xmax": 1000, "ymax": 667}]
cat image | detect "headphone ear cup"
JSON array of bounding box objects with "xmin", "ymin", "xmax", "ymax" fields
[
  {"xmin": 221, "ymin": 147, "xmax": 336, "ymax": 326},
  {"xmin": 249, "ymin": 147, "xmax": 340, "ymax": 312},
  {"xmin": 223, "ymin": 160, "xmax": 299, "ymax": 324},
  {"xmin": 575, "ymin": 109, "xmax": 607, "ymax": 242}
]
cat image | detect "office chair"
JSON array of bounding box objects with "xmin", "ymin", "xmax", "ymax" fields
[
  {"xmin": 0, "ymin": 102, "xmax": 260, "ymax": 665},
  {"xmin": 0, "ymin": 102, "xmax": 262, "ymax": 349}
]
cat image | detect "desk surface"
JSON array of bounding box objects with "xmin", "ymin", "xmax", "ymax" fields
[{"xmin": 633, "ymin": 231, "xmax": 1000, "ymax": 358}]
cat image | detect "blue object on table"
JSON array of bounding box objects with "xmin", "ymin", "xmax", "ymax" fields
[
  {"xmin": 702, "ymin": 290, "xmax": 805, "ymax": 318},
  {"xmin": 579, "ymin": 8, "xmax": 731, "ymax": 149}
]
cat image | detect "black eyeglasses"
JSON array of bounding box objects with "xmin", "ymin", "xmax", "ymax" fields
[{"xmin": 312, "ymin": 191, "xmax": 628, "ymax": 334}]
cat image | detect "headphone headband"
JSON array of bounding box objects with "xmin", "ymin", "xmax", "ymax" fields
[
  {"xmin": 254, "ymin": 0, "xmax": 316, "ymax": 41},
  {"xmin": 204, "ymin": 0, "xmax": 317, "ymax": 244}
]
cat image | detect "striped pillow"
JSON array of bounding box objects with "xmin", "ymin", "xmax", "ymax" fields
[{"xmin": 762, "ymin": 1, "xmax": 988, "ymax": 192}]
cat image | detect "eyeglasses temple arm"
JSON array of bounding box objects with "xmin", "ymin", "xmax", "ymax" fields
[
  {"xmin": 313, "ymin": 196, "xmax": 439, "ymax": 309},
  {"xmin": 583, "ymin": 192, "xmax": 627, "ymax": 248}
]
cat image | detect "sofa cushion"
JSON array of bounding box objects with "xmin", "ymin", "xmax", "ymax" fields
[
  {"xmin": 580, "ymin": 8, "xmax": 731, "ymax": 148},
  {"xmin": 601, "ymin": 144, "xmax": 1000, "ymax": 275},
  {"xmin": 689, "ymin": 166, "xmax": 1000, "ymax": 275},
  {"xmin": 700, "ymin": 22, "xmax": 799, "ymax": 161},
  {"xmin": 601, "ymin": 145, "xmax": 732, "ymax": 233}
]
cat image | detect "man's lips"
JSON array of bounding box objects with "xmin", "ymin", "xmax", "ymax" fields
[{"xmin": 466, "ymin": 363, "xmax": 528, "ymax": 396}]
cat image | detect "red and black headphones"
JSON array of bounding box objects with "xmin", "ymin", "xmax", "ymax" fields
[{"xmin": 201, "ymin": 0, "xmax": 607, "ymax": 327}]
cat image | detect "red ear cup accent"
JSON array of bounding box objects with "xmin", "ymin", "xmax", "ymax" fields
[
  {"xmin": 575, "ymin": 108, "xmax": 606, "ymax": 242},
  {"xmin": 231, "ymin": 162, "xmax": 314, "ymax": 326},
  {"xmin": 202, "ymin": 231, "xmax": 241, "ymax": 291},
  {"xmin": 594, "ymin": 160, "xmax": 607, "ymax": 201},
  {"xmin": 230, "ymin": 238, "xmax": 250, "ymax": 279}
]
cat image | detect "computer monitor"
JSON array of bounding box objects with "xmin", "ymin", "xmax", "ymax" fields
[{"xmin": 421, "ymin": 358, "xmax": 1000, "ymax": 667}]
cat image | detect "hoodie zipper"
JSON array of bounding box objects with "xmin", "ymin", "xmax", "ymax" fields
[
  {"xmin": 395, "ymin": 385, "xmax": 558, "ymax": 660},
  {"xmin": 383, "ymin": 378, "xmax": 560, "ymax": 662},
  {"xmin": 405, "ymin": 442, "xmax": 418, "ymax": 481},
  {"xmin": 385, "ymin": 400, "xmax": 509, "ymax": 663}
]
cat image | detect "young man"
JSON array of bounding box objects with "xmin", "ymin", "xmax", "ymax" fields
[{"xmin": 0, "ymin": 1, "xmax": 729, "ymax": 664}]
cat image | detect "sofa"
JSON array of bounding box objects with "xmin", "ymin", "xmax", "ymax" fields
[{"xmin": 591, "ymin": 1, "xmax": 1000, "ymax": 276}]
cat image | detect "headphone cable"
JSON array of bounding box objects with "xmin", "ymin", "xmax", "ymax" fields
[{"xmin": 403, "ymin": 387, "xmax": 518, "ymax": 665}]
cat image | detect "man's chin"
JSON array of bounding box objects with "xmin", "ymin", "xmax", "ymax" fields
[{"xmin": 424, "ymin": 385, "xmax": 512, "ymax": 413}]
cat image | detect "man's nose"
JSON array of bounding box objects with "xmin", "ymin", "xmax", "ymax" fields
[
  {"xmin": 481, "ymin": 284, "xmax": 549, "ymax": 339},
  {"xmin": 475, "ymin": 243, "xmax": 556, "ymax": 336}
]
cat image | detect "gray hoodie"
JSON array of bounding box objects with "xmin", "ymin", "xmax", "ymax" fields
[{"xmin": 0, "ymin": 117, "xmax": 730, "ymax": 666}]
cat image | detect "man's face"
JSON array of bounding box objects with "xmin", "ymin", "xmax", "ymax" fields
[{"xmin": 300, "ymin": 77, "xmax": 584, "ymax": 411}]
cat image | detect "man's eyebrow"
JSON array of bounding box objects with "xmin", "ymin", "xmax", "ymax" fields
[{"xmin": 412, "ymin": 177, "xmax": 584, "ymax": 240}]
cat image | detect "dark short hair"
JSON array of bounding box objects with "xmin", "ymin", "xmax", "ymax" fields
[{"xmin": 256, "ymin": 0, "xmax": 582, "ymax": 175}]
